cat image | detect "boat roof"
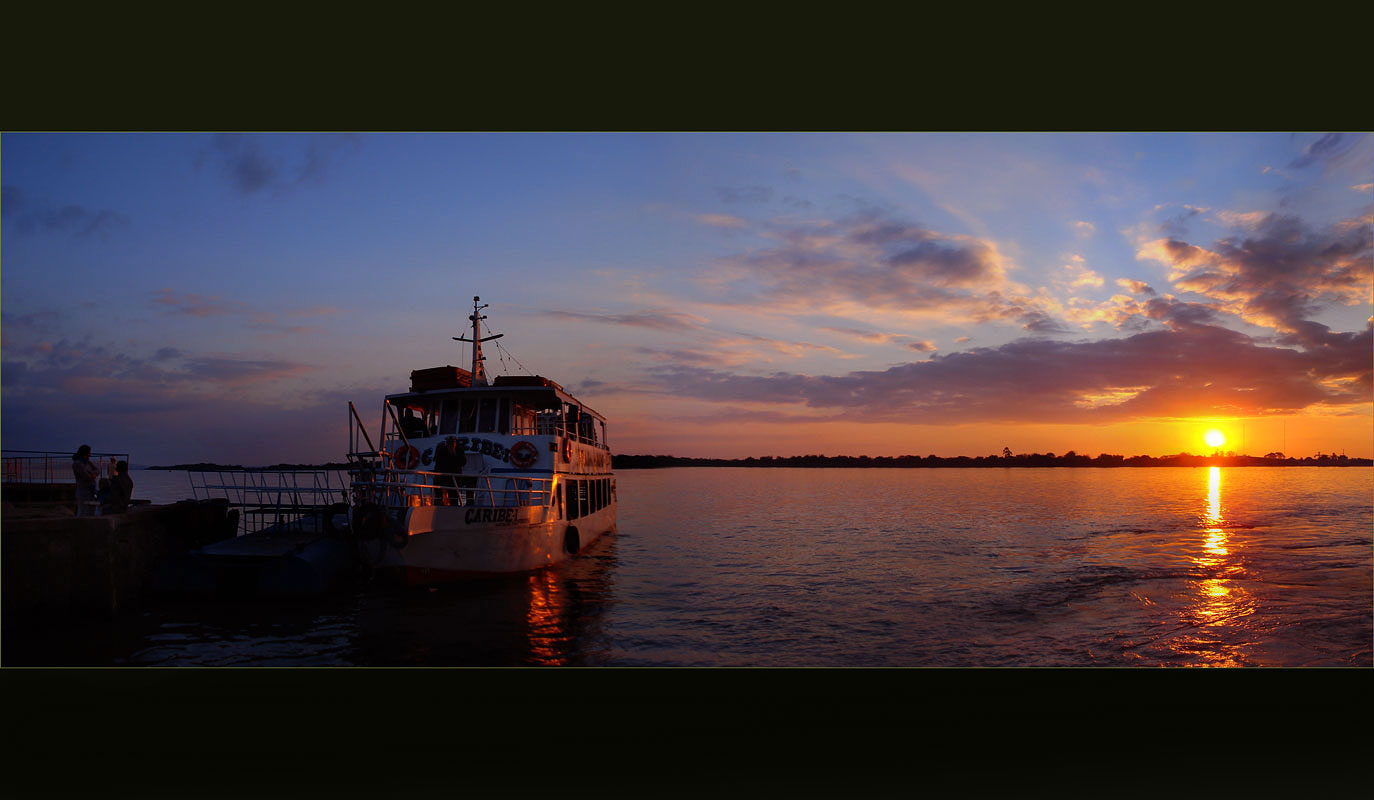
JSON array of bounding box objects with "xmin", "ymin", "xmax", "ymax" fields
[{"xmin": 385, "ymin": 384, "xmax": 607, "ymax": 422}]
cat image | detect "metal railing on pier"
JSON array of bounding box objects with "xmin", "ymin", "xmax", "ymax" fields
[
  {"xmin": 2, "ymin": 449, "xmax": 130, "ymax": 484},
  {"xmin": 187, "ymin": 468, "xmax": 349, "ymax": 536}
]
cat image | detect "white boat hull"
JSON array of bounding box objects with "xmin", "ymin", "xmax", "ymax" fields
[{"xmin": 372, "ymin": 502, "xmax": 616, "ymax": 583}]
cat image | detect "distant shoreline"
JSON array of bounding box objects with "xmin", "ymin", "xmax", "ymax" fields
[
  {"xmin": 610, "ymin": 453, "xmax": 1373, "ymax": 469},
  {"xmin": 143, "ymin": 454, "xmax": 1372, "ymax": 471}
]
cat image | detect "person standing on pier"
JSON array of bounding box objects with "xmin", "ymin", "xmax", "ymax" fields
[{"xmin": 72, "ymin": 445, "xmax": 100, "ymax": 516}]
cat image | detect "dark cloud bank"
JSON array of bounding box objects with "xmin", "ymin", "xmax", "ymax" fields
[{"xmin": 649, "ymin": 321, "xmax": 1372, "ymax": 424}]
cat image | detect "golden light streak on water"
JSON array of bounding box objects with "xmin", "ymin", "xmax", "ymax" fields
[
  {"xmin": 1206, "ymin": 466, "xmax": 1221, "ymax": 525},
  {"xmin": 1202, "ymin": 467, "xmax": 1228, "ymax": 557},
  {"xmin": 524, "ymin": 568, "xmax": 571, "ymax": 665},
  {"xmin": 1173, "ymin": 466, "xmax": 1256, "ymax": 665}
]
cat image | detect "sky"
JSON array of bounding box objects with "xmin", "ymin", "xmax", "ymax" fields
[{"xmin": 2, "ymin": 132, "xmax": 1371, "ymax": 465}]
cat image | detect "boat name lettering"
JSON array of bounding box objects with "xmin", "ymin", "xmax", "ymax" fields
[
  {"xmin": 454, "ymin": 437, "xmax": 511, "ymax": 463},
  {"xmin": 465, "ymin": 507, "xmax": 517, "ymax": 525}
]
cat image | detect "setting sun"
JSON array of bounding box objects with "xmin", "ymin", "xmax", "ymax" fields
[{"xmin": 1204, "ymin": 429, "xmax": 1227, "ymax": 449}]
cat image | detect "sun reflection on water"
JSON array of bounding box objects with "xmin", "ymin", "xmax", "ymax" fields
[
  {"xmin": 1203, "ymin": 467, "xmax": 1228, "ymax": 557},
  {"xmin": 1169, "ymin": 466, "xmax": 1256, "ymax": 665}
]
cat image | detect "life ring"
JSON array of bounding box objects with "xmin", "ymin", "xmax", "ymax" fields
[
  {"xmin": 562, "ymin": 437, "xmax": 572, "ymax": 463},
  {"xmin": 392, "ymin": 444, "xmax": 420, "ymax": 470},
  {"xmin": 510, "ymin": 440, "xmax": 539, "ymax": 469}
]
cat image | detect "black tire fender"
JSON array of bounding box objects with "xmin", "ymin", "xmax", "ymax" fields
[
  {"xmin": 563, "ymin": 526, "xmax": 580, "ymax": 555},
  {"xmin": 387, "ymin": 516, "xmax": 409, "ymax": 550},
  {"xmin": 321, "ymin": 502, "xmax": 351, "ymax": 536},
  {"xmin": 355, "ymin": 502, "xmax": 386, "ymax": 541}
]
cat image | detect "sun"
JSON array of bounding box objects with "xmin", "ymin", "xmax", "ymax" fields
[{"xmin": 1204, "ymin": 429, "xmax": 1227, "ymax": 449}]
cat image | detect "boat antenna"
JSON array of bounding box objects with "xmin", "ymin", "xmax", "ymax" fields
[{"xmin": 453, "ymin": 295, "xmax": 503, "ymax": 386}]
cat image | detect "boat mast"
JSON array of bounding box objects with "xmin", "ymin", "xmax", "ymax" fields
[{"xmin": 452, "ymin": 295, "xmax": 503, "ymax": 386}]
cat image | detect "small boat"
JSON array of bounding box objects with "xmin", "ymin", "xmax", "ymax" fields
[{"xmin": 342, "ymin": 297, "xmax": 616, "ymax": 584}]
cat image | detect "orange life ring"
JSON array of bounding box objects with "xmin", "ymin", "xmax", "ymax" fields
[
  {"xmin": 393, "ymin": 444, "xmax": 420, "ymax": 470},
  {"xmin": 510, "ymin": 440, "xmax": 539, "ymax": 469},
  {"xmin": 562, "ymin": 437, "xmax": 572, "ymax": 463}
]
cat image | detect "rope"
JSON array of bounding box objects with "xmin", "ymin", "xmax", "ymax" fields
[{"xmin": 493, "ymin": 340, "xmax": 535, "ymax": 376}]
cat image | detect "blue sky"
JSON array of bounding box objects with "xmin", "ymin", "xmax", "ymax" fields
[{"xmin": 3, "ymin": 132, "xmax": 1371, "ymax": 464}]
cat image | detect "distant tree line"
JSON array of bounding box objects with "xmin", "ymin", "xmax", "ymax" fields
[{"xmin": 611, "ymin": 451, "xmax": 1373, "ymax": 469}]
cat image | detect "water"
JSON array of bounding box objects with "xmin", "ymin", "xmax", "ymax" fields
[{"xmin": 12, "ymin": 467, "xmax": 1372, "ymax": 666}]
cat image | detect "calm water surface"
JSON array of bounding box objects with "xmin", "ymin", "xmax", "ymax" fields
[{"xmin": 17, "ymin": 467, "xmax": 1372, "ymax": 666}]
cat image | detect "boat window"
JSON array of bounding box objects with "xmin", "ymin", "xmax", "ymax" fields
[
  {"xmin": 477, "ymin": 398, "xmax": 497, "ymax": 433},
  {"xmin": 536, "ymin": 409, "xmax": 560, "ymax": 436},
  {"xmin": 599, "ymin": 420, "xmax": 607, "ymax": 447},
  {"xmin": 458, "ymin": 398, "xmax": 477, "ymax": 433},
  {"xmin": 565, "ymin": 480, "xmax": 578, "ymax": 520},
  {"xmin": 513, "ymin": 402, "xmax": 535, "ymax": 435},
  {"xmin": 439, "ymin": 399, "xmax": 460, "ymax": 435},
  {"xmin": 497, "ymin": 397, "xmax": 510, "ymax": 434},
  {"xmin": 578, "ymin": 480, "xmax": 588, "ymax": 518},
  {"xmin": 565, "ymin": 404, "xmax": 580, "ymax": 439},
  {"xmin": 399, "ymin": 406, "xmax": 427, "ymax": 440}
]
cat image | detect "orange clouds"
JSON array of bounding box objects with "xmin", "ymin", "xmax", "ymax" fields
[
  {"xmin": 644, "ymin": 321, "xmax": 1371, "ymax": 425},
  {"xmin": 1136, "ymin": 212, "xmax": 1373, "ymax": 336}
]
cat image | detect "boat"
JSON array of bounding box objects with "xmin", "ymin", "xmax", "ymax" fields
[{"xmin": 341, "ymin": 296, "xmax": 616, "ymax": 583}]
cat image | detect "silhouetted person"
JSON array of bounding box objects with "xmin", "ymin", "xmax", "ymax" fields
[
  {"xmin": 433, "ymin": 438, "xmax": 467, "ymax": 505},
  {"xmin": 72, "ymin": 444, "xmax": 100, "ymax": 516},
  {"xmin": 103, "ymin": 460, "xmax": 134, "ymax": 514},
  {"xmin": 400, "ymin": 408, "xmax": 427, "ymax": 440}
]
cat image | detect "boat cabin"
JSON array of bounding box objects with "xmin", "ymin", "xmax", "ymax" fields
[{"xmin": 382, "ymin": 368, "xmax": 608, "ymax": 449}]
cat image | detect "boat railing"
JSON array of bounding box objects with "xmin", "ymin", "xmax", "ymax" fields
[
  {"xmin": 2, "ymin": 449, "xmax": 130, "ymax": 484},
  {"xmin": 351, "ymin": 467, "xmax": 554, "ymax": 510},
  {"xmin": 187, "ymin": 468, "xmax": 349, "ymax": 536},
  {"xmin": 371, "ymin": 426, "xmax": 611, "ymax": 451}
]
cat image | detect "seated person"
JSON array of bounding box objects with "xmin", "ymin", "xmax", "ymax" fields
[{"xmin": 102, "ymin": 460, "xmax": 134, "ymax": 514}]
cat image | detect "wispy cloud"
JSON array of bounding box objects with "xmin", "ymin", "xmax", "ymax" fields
[
  {"xmin": 694, "ymin": 213, "xmax": 750, "ymax": 229},
  {"xmin": 2, "ymin": 185, "xmax": 130, "ymax": 239},
  {"xmin": 200, "ymin": 134, "xmax": 362, "ymax": 196},
  {"xmin": 152, "ymin": 288, "xmax": 238, "ymax": 317},
  {"xmin": 819, "ymin": 326, "xmax": 911, "ymax": 345},
  {"xmin": 714, "ymin": 185, "xmax": 773, "ymax": 204},
  {"xmin": 150, "ymin": 289, "xmax": 338, "ymax": 335},
  {"xmin": 1288, "ymin": 133, "xmax": 1355, "ymax": 169},
  {"xmin": 544, "ymin": 308, "xmax": 710, "ymax": 332},
  {"xmin": 700, "ymin": 208, "xmax": 1061, "ymax": 332}
]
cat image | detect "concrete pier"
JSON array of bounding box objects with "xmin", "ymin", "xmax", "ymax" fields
[{"xmin": 2, "ymin": 500, "xmax": 235, "ymax": 629}]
